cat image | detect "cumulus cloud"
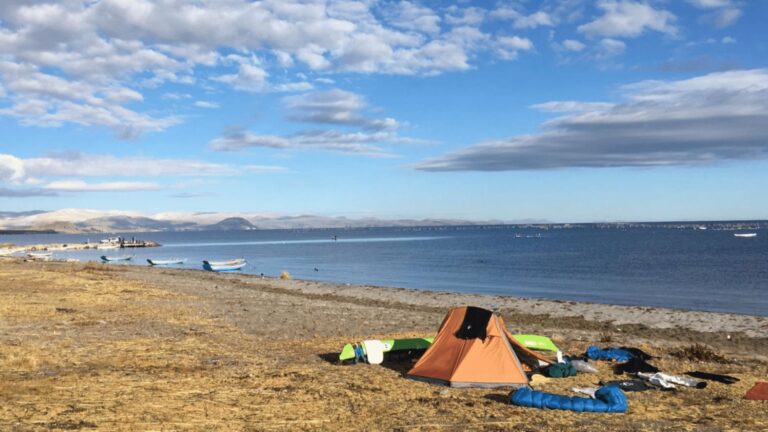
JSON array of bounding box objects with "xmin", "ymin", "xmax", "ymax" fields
[
  {"xmin": 491, "ymin": 6, "xmax": 555, "ymax": 29},
  {"xmin": 283, "ymin": 89, "xmax": 398, "ymax": 130},
  {"xmin": 0, "ymin": 1, "xmax": 529, "ymax": 136},
  {"xmin": 385, "ymin": 1, "xmax": 441, "ymax": 34},
  {"xmin": 495, "ymin": 36, "xmax": 534, "ymax": 60},
  {"xmin": 415, "ymin": 69, "xmax": 768, "ymax": 171},
  {"xmin": 578, "ymin": 1, "xmax": 677, "ymax": 38},
  {"xmin": 597, "ymin": 38, "xmax": 626, "ymax": 58},
  {"xmin": 444, "ymin": 6, "xmax": 486, "ymax": 26},
  {"xmin": 562, "ymin": 39, "xmax": 586, "ymax": 52}
]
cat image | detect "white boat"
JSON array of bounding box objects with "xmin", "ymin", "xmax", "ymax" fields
[
  {"xmin": 147, "ymin": 258, "xmax": 187, "ymax": 266},
  {"xmin": 203, "ymin": 258, "xmax": 246, "ymax": 266},
  {"xmin": 98, "ymin": 244, "xmax": 120, "ymax": 250},
  {"xmin": 203, "ymin": 260, "xmax": 247, "ymax": 272},
  {"xmin": 734, "ymin": 233, "xmax": 757, "ymax": 238},
  {"xmin": 101, "ymin": 255, "xmax": 134, "ymax": 262},
  {"xmin": 27, "ymin": 252, "xmax": 52, "ymax": 259}
]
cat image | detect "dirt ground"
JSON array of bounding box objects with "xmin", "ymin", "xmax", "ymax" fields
[{"xmin": 1, "ymin": 259, "xmax": 766, "ymax": 431}]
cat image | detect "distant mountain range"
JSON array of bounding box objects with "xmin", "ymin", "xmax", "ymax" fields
[{"xmin": 0, "ymin": 209, "xmax": 505, "ymax": 233}]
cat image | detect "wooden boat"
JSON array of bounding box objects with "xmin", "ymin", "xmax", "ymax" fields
[
  {"xmin": 203, "ymin": 258, "xmax": 245, "ymax": 266},
  {"xmin": 203, "ymin": 260, "xmax": 247, "ymax": 272},
  {"xmin": 734, "ymin": 233, "xmax": 757, "ymax": 238},
  {"xmin": 147, "ymin": 258, "xmax": 187, "ymax": 266},
  {"xmin": 101, "ymin": 255, "xmax": 134, "ymax": 262}
]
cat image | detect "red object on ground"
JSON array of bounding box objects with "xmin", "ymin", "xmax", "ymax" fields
[{"xmin": 745, "ymin": 381, "xmax": 768, "ymax": 400}]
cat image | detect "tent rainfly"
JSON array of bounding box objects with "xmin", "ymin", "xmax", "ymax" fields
[{"xmin": 406, "ymin": 306, "xmax": 551, "ymax": 388}]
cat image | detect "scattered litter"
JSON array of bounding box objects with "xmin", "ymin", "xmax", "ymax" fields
[
  {"xmin": 600, "ymin": 379, "xmax": 656, "ymax": 392},
  {"xmin": 638, "ymin": 372, "xmax": 707, "ymax": 389},
  {"xmin": 571, "ymin": 359, "xmax": 599, "ymax": 374}
]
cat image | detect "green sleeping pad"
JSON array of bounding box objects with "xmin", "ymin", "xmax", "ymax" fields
[
  {"xmin": 339, "ymin": 337, "xmax": 434, "ymax": 362},
  {"xmin": 512, "ymin": 334, "xmax": 560, "ymax": 352}
]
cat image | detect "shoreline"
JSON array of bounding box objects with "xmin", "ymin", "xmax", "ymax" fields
[{"xmin": 5, "ymin": 256, "xmax": 768, "ymax": 337}]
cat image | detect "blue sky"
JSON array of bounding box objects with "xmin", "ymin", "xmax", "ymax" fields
[{"xmin": 1, "ymin": 0, "xmax": 767, "ymax": 222}]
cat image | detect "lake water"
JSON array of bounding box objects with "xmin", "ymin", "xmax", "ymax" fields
[{"xmin": 4, "ymin": 226, "xmax": 767, "ymax": 316}]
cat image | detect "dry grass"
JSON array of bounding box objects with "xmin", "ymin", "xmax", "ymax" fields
[{"xmin": 1, "ymin": 260, "xmax": 767, "ymax": 431}]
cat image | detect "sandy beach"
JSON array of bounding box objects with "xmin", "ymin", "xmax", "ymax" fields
[{"xmin": 1, "ymin": 258, "xmax": 766, "ymax": 431}]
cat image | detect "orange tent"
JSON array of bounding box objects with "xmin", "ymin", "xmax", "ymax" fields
[{"xmin": 407, "ymin": 306, "xmax": 551, "ymax": 388}]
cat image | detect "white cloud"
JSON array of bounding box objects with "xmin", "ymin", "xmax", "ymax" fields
[
  {"xmin": 283, "ymin": 89, "xmax": 399, "ymax": 130},
  {"xmin": 0, "ymin": 151, "xmax": 286, "ymax": 196},
  {"xmin": 562, "ymin": 39, "xmax": 586, "ymax": 52},
  {"xmin": 0, "ymin": 152, "xmax": 244, "ymax": 185},
  {"xmin": 687, "ymin": 0, "xmax": 732, "ymax": 8},
  {"xmin": 597, "ymin": 38, "xmax": 626, "ymax": 57},
  {"xmin": 495, "ymin": 36, "xmax": 534, "ymax": 60},
  {"xmin": 0, "ymin": 187, "xmax": 58, "ymax": 197},
  {"xmin": 712, "ymin": 8, "xmax": 742, "ymax": 28},
  {"xmin": 415, "ymin": 69, "xmax": 768, "ymax": 171},
  {"xmin": 491, "ymin": 7, "xmax": 555, "ymax": 29},
  {"xmin": 445, "ymin": 7, "xmax": 486, "ymax": 26},
  {"xmin": 531, "ymin": 101, "xmax": 615, "ymax": 113},
  {"xmin": 44, "ymin": 180, "xmax": 161, "ymax": 192},
  {"xmin": 0, "ymin": 1, "xmax": 517, "ymax": 135},
  {"xmin": 0, "ymin": 154, "xmax": 27, "ymax": 183},
  {"xmin": 578, "ymin": 1, "xmax": 677, "ymax": 38},
  {"xmin": 194, "ymin": 101, "xmax": 220, "ymax": 109},
  {"xmin": 210, "ymin": 129, "xmax": 397, "ymax": 157},
  {"xmin": 385, "ymin": 1, "xmax": 441, "ymax": 34},
  {"xmin": 721, "ymin": 36, "xmax": 736, "ymax": 44}
]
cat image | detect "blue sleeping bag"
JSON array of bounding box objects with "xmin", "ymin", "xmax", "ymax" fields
[
  {"xmin": 586, "ymin": 346, "xmax": 633, "ymax": 363},
  {"xmin": 509, "ymin": 385, "xmax": 627, "ymax": 413}
]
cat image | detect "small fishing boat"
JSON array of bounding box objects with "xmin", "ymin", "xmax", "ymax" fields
[
  {"xmin": 734, "ymin": 233, "xmax": 757, "ymax": 238},
  {"xmin": 147, "ymin": 258, "xmax": 187, "ymax": 266},
  {"xmin": 101, "ymin": 255, "xmax": 134, "ymax": 262},
  {"xmin": 203, "ymin": 258, "xmax": 245, "ymax": 266},
  {"xmin": 27, "ymin": 252, "xmax": 52, "ymax": 259},
  {"xmin": 203, "ymin": 260, "xmax": 247, "ymax": 272}
]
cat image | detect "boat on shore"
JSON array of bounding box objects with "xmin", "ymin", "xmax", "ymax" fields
[
  {"xmin": 147, "ymin": 258, "xmax": 187, "ymax": 266},
  {"xmin": 204, "ymin": 258, "xmax": 245, "ymax": 266},
  {"xmin": 734, "ymin": 233, "xmax": 757, "ymax": 238},
  {"xmin": 203, "ymin": 259, "xmax": 247, "ymax": 272},
  {"xmin": 101, "ymin": 255, "xmax": 134, "ymax": 262}
]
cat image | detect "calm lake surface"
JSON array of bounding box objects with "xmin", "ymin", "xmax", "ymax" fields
[{"xmin": 4, "ymin": 226, "xmax": 767, "ymax": 316}]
